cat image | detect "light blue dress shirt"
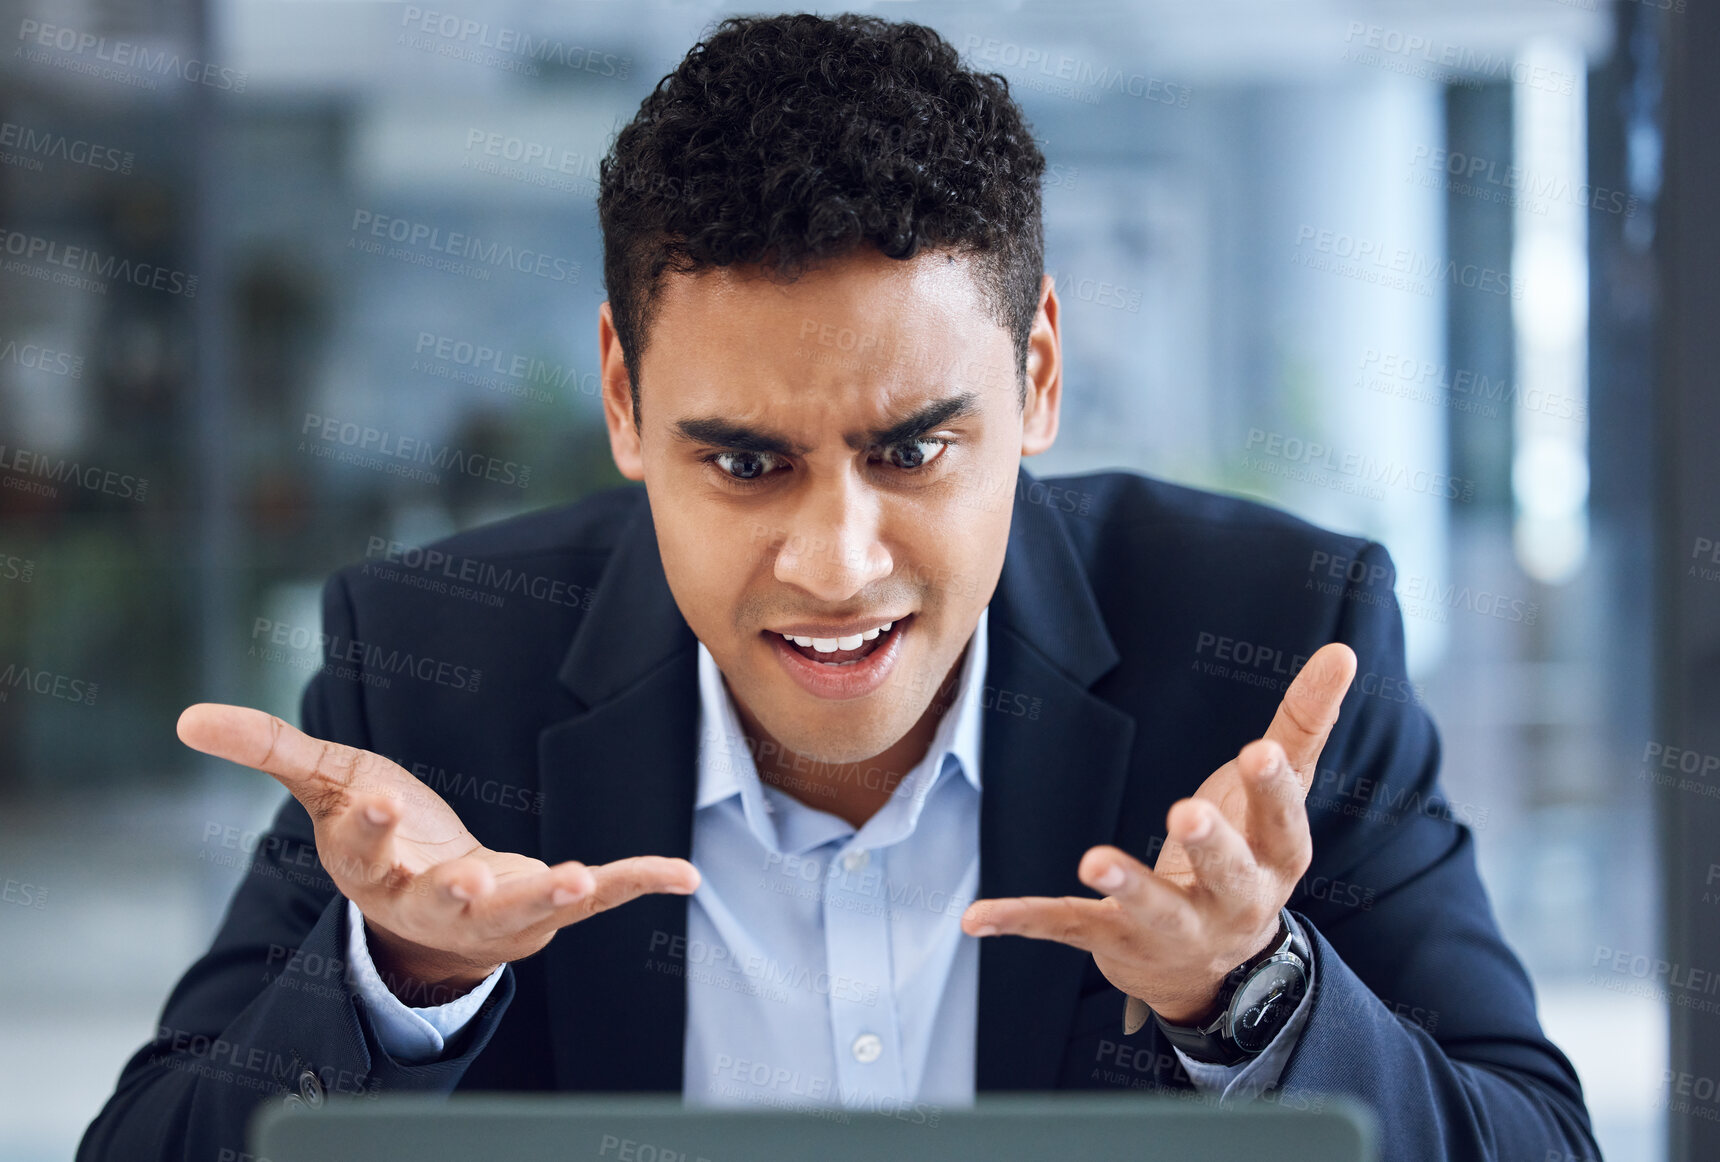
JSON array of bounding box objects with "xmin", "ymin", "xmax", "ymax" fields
[{"xmin": 345, "ymin": 603, "xmax": 1311, "ymax": 1103}]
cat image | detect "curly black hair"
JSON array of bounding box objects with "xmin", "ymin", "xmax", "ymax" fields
[{"xmin": 598, "ymin": 12, "xmax": 1046, "ymax": 423}]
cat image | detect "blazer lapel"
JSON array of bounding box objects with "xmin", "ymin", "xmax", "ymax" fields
[
  {"xmin": 538, "ymin": 490, "xmax": 700, "ymax": 1092},
  {"xmin": 975, "ymin": 469, "xmax": 1137, "ymax": 1090}
]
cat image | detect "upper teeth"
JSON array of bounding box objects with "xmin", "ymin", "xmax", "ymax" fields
[{"xmin": 781, "ymin": 621, "xmax": 894, "ymax": 652}]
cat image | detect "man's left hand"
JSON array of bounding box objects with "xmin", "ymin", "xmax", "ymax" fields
[{"xmin": 960, "ymin": 641, "xmax": 1357, "ymax": 1025}]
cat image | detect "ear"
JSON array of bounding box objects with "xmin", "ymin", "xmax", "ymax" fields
[
  {"xmin": 598, "ymin": 301, "xmax": 645, "ymax": 481},
  {"xmin": 1021, "ymin": 274, "xmax": 1062, "ymax": 457}
]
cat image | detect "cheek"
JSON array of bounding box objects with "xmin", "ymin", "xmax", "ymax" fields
[
  {"xmin": 654, "ymin": 519, "xmax": 747, "ymax": 631},
  {"xmin": 674, "ymin": 545, "xmax": 793, "ymax": 652},
  {"xmin": 902, "ymin": 504, "xmax": 1009, "ymax": 619},
  {"xmin": 915, "ymin": 493, "xmax": 1004, "ymax": 570}
]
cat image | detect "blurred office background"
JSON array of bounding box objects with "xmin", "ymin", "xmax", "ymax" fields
[{"xmin": 0, "ymin": 0, "xmax": 1712, "ymax": 1158}]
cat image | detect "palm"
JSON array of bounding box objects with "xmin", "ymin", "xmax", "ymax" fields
[
  {"xmin": 304, "ymin": 756, "xmax": 505, "ymax": 890},
  {"xmin": 962, "ymin": 643, "xmax": 1359, "ymax": 1026},
  {"xmin": 175, "ymin": 702, "xmax": 700, "ymax": 981}
]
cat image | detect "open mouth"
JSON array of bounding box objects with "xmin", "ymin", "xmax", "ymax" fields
[
  {"xmin": 764, "ymin": 614, "xmax": 913, "ymax": 699},
  {"xmin": 775, "ymin": 617, "xmax": 904, "ymax": 666}
]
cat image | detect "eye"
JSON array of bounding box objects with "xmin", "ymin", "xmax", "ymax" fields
[
  {"xmin": 704, "ymin": 449, "xmax": 785, "ymax": 484},
  {"xmin": 876, "ymin": 438, "xmax": 951, "ymax": 471}
]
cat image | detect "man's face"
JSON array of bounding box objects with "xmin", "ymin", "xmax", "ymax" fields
[{"xmin": 600, "ymin": 248, "xmax": 1059, "ymax": 764}]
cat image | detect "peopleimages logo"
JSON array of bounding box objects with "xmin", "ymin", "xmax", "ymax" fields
[
  {"xmin": 1245, "ymin": 429, "xmax": 1476, "ymax": 502},
  {"xmin": 0, "ymin": 228, "xmax": 197, "ymax": 297},
  {"xmin": 398, "ymin": 6, "xmax": 630, "ymax": 79},
  {"xmin": 250, "ymin": 616, "xmax": 484, "ymax": 694},
  {"xmin": 1340, "ymin": 22, "xmax": 1575, "ymax": 95},
  {"xmin": 1293, "ymin": 224, "xmax": 1519, "ymax": 300},
  {"xmin": 1307, "ymin": 550, "xmax": 1540, "ymax": 628},
  {"xmin": 16, "ymin": 19, "xmax": 247, "ymax": 91},
  {"xmin": 0, "ymin": 442, "xmax": 148, "ymax": 502},
  {"xmin": 463, "ymin": 129, "xmax": 602, "ymax": 183},
  {"xmin": 362, "ymin": 535, "xmax": 595, "ymax": 612},
  {"xmin": 1689, "ymin": 536, "xmax": 1720, "ymax": 584},
  {"xmin": 960, "ymin": 34, "xmax": 1191, "ymax": 107},
  {"xmin": 349, "ymin": 210, "xmax": 580, "ymax": 285},
  {"xmin": 0, "ymin": 336, "xmax": 83, "ymax": 379},
  {"xmin": 412, "ymin": 331, "xmax": 594, "ymax": 403},
  {"xmin": 0, "ymin": 661, "xmax": 99, "ymax": 706},
  {"xmin": 1408, "ymin": 145, "xmax": 1638, "ymax": 218},
  {"xmin": 298, "ymin": 412, "xmax": 530, "ymax": 489},
  {"xmin": 1356, "ymin": 349, "xmax": 1586, "ymax": 424},
  {"xmin": 0, "ymin": 120, "xmax": 134, "ymax": 175}
]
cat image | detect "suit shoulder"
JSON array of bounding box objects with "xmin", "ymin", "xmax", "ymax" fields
[
  {"xmin": 1040, "ymin": 468, "xmax": 1378, "ymax": 563},
  {"xmin": 1038, "ymin": 470, "xmax": 1376, "ymax": 550}
]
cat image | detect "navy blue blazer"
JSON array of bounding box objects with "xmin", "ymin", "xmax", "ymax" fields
[{"xmin": 79, "ymin": 467, "xmax": 1599, "ymax": 1161}]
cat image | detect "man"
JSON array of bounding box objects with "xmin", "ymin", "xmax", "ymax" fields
[{"xmin": 80, "ymin": 13, "xmax": 1598, "ymax": 1161}]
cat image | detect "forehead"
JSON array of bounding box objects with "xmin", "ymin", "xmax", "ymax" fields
[{"xmin": 640, "ymin": 249, "xmax": 1014, "ymax": 428}]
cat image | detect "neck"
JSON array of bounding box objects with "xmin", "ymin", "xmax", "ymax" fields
[{"xmin": 737, "ymin": 645, "xmax": 968, "ymax": 829}]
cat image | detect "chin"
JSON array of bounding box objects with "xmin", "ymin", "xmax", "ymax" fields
[{"xmin": 766, "ymin": 711, "xmax": 908, "ymax": 767}]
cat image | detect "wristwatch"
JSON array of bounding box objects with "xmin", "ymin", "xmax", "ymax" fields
[{"xmin": 1147, "ymin": 908, "xmax": 1311, "ymax": 1067}]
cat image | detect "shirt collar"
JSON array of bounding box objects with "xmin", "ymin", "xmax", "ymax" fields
[{"xmin": 695, "ymin": 605, "xmax": 989, "ymax": 818}]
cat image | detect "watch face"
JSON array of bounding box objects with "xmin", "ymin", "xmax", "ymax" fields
[{"xmin": 1228, "ymin": 957, "xmax": 1308, "ymax": 1054}]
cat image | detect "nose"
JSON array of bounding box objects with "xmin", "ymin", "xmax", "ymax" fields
[{"xmin": 772, "ymin": 469, "xmax": 894, "ymax": 602}]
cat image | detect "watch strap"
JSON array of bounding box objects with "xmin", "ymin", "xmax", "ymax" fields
[{"xmin": 1145, "ymin": 909, "xmax": 1309, "ymax": 1065}]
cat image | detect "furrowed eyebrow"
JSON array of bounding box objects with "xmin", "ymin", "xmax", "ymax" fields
[
  {"xmin": 672, "ymin": 392, "xmax": 981, "ymax": 458},
  {"xmin": 671, "ymin": 418, "xmax": 809, "ymax": 457},
  {"xmin": 844, "ymin": 392, "xmax": 980, "ymax": 450}
]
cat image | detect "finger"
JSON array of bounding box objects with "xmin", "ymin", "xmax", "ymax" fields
[
  {"xmin": 463, "ymin": 861, "xmax": 597, "ymax": 934},
  {"xmin": 1238, "ymin": 739, "xmax": 1313, "ymax": 880},
  {"xmin": 1263, "ymin": 642, "xmax": 1357, "ymax": 787},
  {"xmin": 177, "ymin": 703, "xmax": 407, "ymax": 819},
  {"xmin": 1167, "ymin": 797, "xmax": 1275, "ymax": 918},
  {"xmin": 323, "ymin": 794, "xmax": 409, "ymax": 899},
  {"xmin": 581, "ymin": 856, "xmax": 701, "ymax": 916},
  {"xmin": 960, "ymin": 895, "xmax": 1140, "ymax": 956},
  {"xmin": 393, "ymin": 855, "xmax": 500, "ymax": 935},
  {"xmin": 1076, "ymin": 844, "xmax": 1190, "ymax": 927}
]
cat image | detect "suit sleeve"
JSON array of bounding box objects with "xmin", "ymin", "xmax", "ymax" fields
[
  {"xmin": 1269, "ymin": 540, "xmax": 1600, "ymax": 1161},
  {"xmin": 76, "ymin": 571, "xmax": 518, "ymax": 1162}
]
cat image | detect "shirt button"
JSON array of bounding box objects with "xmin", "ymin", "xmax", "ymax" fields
[
  {"xmin": 297, "ymin": 1069, "xmax": 325, "ymax": 1107},
  {"xmin": 851, "ymin": 1033, "xmax": 883, "ymax": 1063},
  {"xmin": 842, "ymin": 849, "xmax": 870, "ymax": 872}
]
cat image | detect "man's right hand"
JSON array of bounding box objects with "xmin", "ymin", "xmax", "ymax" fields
[{"xmin": 177, "ymin": 703, "xmax": 700, "ymax": 1003}]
